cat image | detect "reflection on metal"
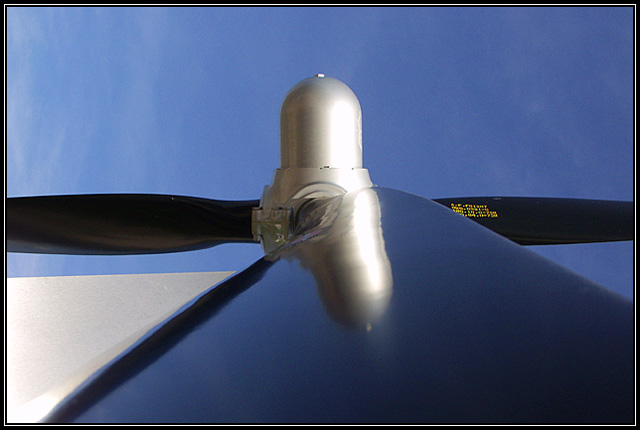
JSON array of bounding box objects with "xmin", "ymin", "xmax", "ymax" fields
[
  {"xmin": 273, "ymin": 188, "xmax": 393, "ymax": 329},
  {"xmin": 39, "ymin": 189, "xmax": 634, "ymax": 423},
  {"xmin": 280, "ymin": 74, "xmax": 363, "ymax": 169},
  {"xmin": 253, "ymin": 76, "xmax": 373, "ymax": 253}
]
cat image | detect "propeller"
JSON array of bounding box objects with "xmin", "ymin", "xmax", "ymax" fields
[
  {"xmin": 433, "ymin": 196, "xmax": 633, "ymax": 245},
  {"xmin": 6, "ymin": 194, "xmax": 259, "ymax": 255},
  {"xmin": 7, "ymin": 193, "xmax": 633, "ymax": 255},
  {"xmin": 6, "ymin": 76, "xmax": 632, "ymax": 257}
]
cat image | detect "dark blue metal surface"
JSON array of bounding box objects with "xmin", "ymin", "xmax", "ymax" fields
[{"xmin": 48, "ymin": 188, "xmax": 633, "ymax": 423}]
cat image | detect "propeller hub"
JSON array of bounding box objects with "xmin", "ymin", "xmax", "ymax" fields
[
  {"xmin": 253, "ymin": 75, "xmax": 374, "ymax": 253},
  {"xmin": 280, "ymin": 75, "xmax": 363, "ymax": 169}
]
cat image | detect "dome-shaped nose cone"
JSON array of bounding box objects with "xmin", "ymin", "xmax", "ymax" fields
[{"xmin": 280, "ymin": 75, "xmax": 363, "ymax": 169}]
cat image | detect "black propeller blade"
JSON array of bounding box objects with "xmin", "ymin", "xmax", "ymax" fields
[
  {"xmin": 6, "ymin": 194, "xmax": 259, "ymax": 255},
  {"xmin": 433, "ymin": 196, "xmax": 634, "ymax": 245}
]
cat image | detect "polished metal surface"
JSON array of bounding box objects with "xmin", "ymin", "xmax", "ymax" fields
[
  {"xmin": 279, "ymin": 189, "xmax": 393, "ymax": 328},
  {"xmin": 254, "ymin": 75, "xmax": 373, "ymax": 254},
  {"xmin": 43, "ymin": 188, "xmax": 633, "ymax": 423},
  {"xmin": 280, "ymin": 75, "xmax": 363, "ymax": 169}
]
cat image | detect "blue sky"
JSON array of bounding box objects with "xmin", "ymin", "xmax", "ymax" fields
[{"xmin": 6, "ymin": 6, "xmax": 634, "ymax": 300}]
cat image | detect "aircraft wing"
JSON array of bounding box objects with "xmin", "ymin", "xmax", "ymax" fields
[{"xmin": 7, "ymin": 271, "xmax": 234, "ymax": 421}]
